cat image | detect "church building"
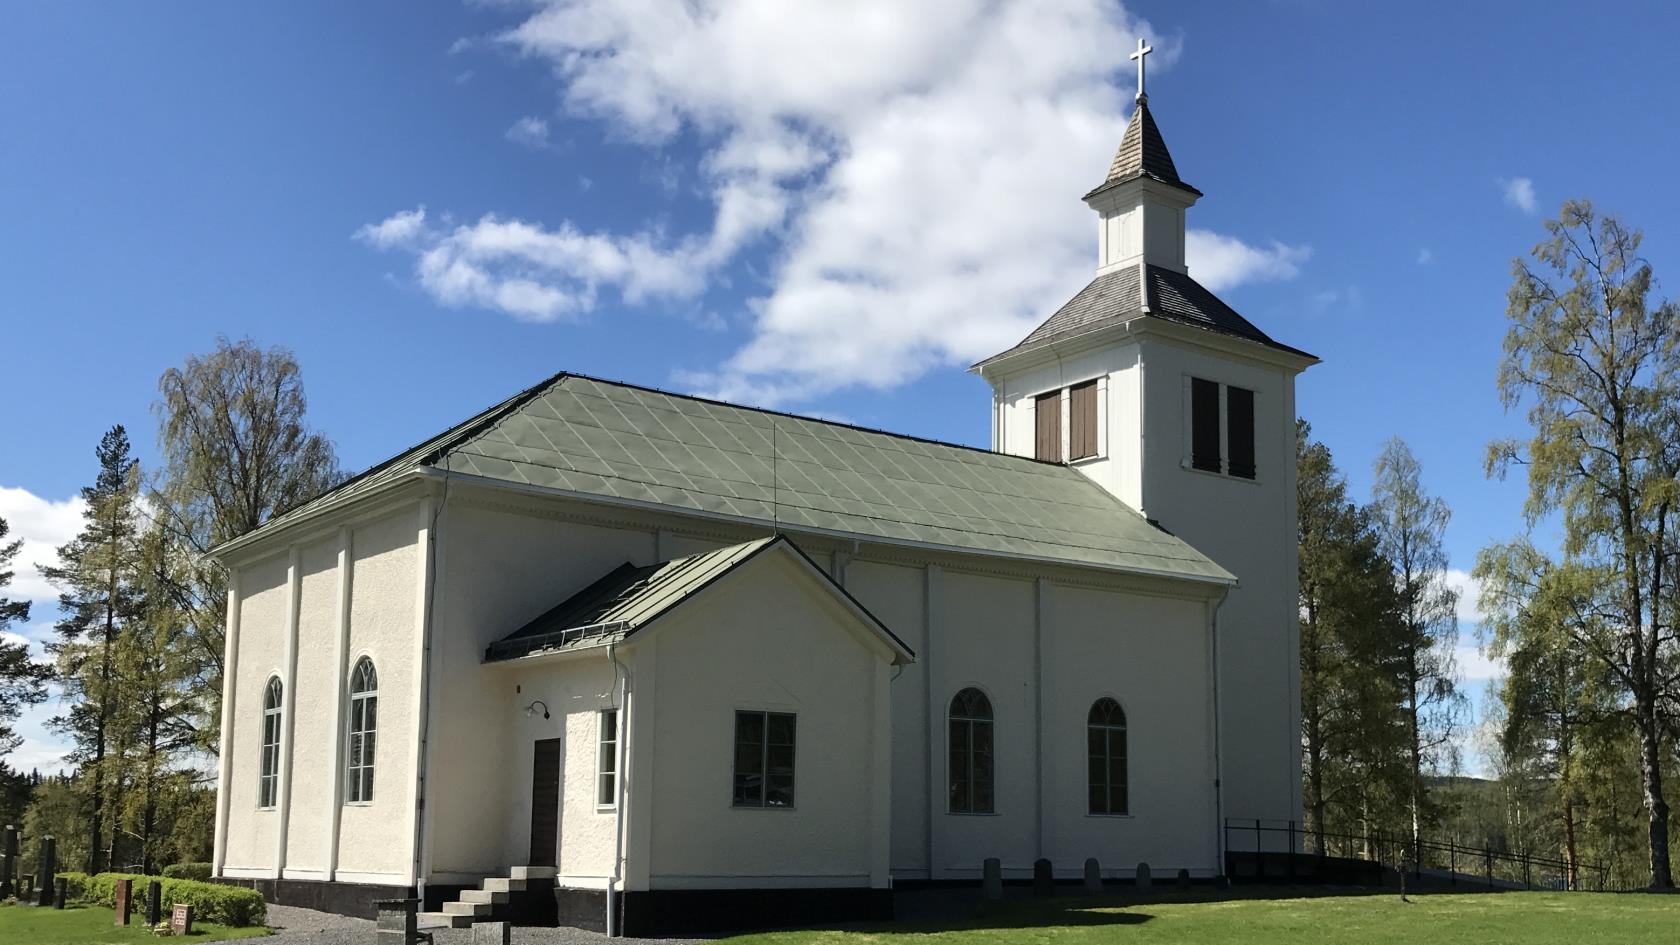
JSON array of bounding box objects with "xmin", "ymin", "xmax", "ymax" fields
[{"xmin": 209, "ymin": 60, "xmax": 1315, "ymax": 935}]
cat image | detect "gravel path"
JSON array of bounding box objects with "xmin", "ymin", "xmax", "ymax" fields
[{"xmin": 264, "ymin": 903, "xmax": 702, "ymax": 945}]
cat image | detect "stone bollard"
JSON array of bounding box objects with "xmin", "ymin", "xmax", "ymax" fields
[
  {"xmin": 982, "ymin": 857, "xmax": 1003, "ymax": 901},
  {"xmin": 1032, "ymin": 858, "xmax": 1054, "ymax": 898},
  {"xmin": 36, "ymin": 836, "xmax": 56, "ymax": 907},
  {"xmin": 1083, "ymin": 858, "xmax": 1102, "ymax": 893},
  {"xmin": 1176, "ymin": 868, "xmax": 1191, "ymax": 890},
  {"xmin": 472, "ymin": 920, "xmax": 511, "ymax": 945},
  {"xmin": 146, "ymin": 879, "xmax": 162, "ymax": 926},
  {"xmin": 54, "ymin": 876, "xmax": 67, "ymax": 908},
  {"xmin": 375, "ymin": 898, "xmax": 420, "ymax": 945},
  {"xmin": 0, "ymin": 824, "xmax": 16, "ymax": 899},
  {"xmin": 1135, "ymin": 862, "xmax": 1152, "ymax": 892},
  {"xmin": 114, "ymin": 878, "xmax": 133, "ymax": 925}
]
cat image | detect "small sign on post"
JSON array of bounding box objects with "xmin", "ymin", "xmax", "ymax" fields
[
  {"xmin": 171, "ymin": 903, "xmax": 194, "ymax": 936},
  {"xmin": 113, "ymin": 878, "xmax": 133, "ymax": 926}
]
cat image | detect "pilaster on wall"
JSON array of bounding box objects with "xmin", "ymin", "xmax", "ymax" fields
[
  {"xmin": 408, "ymin": 495, "xmax": 438, "ymax": 887},
  {"xmin": 274, "ymin": 548, "xmax": 303, "ymax": 878},
  {"xmin": 213, "ymin": 571, "xmax": 243, "ymax": 878},
  {"xmin": 922, "ymin": 565, "xmax": 942, "ymax": 880},
  {"xmin": 625, "ymin": 639, "xmax": 658, "ymax": 891},
  {"xmin": 324, "ymin": 527, "xmax": 353, "ymax": 881}
]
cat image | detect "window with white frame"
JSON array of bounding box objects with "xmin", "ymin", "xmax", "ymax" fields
[
  {"xmin": 1088, "ymin": 697, "xmax": 1128, "ymax": 815},
  {"xmin": 733, "ymin": 710, "xmax": 796, "ymax": 808},
  {"xmin": 596, "ymin": 708, "xmax": 619, "ymax": 808},
  {"xmin": 948, "ymin": 687, "xmax": 995, "ymax": 814},
  {"xmin": 346, "ymin": 657, "xmax": 377, "ymax": 804},
  {"xmin": 258, "ymin": 676, "xmax": 283, "ymax": 809}
]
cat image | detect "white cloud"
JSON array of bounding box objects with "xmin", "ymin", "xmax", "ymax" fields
[
  {"xmin": 1501, "ymin": 176, "xmax": 1537, "ymax": 214},
  {"xmin": 1416, "ymin": 247, "xmax": 1432, "ymax": 265},
  {"xmin": 1185, "ymin": 230, "xmax": 1311, "ymax": 293},
  {"xmin": 368, "ymin": 1, "xmax": 1309, "ymax": 404},
  {"xmin": 354, "ymin": 206, "xmax": 429, "ymax": 250},
  {"xmin": 506, "ymin": 115, "xmax": 551, "ymax": 149},
  {"xmin": 1453, "ymin": 643, "xmax": 1506, "ymax": 683},
  {"xmin": 0, "ymin": 485, "xmax": 86, "ymax": 605},
  {"xmin": 1444, "ymin": 567, "xmax": 1485, "ymax": 625}
]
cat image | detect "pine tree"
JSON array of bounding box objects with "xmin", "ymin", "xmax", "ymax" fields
[
  {"xmin": 42, "ymin": 425, "xmax": 145, "ymax": 873},
  {"xmin": 1297, "ymin": 421, "xmax": 1408, "ymax": 849}
]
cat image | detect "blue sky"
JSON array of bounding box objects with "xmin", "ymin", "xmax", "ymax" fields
[{"xmin": 3, "ymin": 1, "xmax": 1678, "ymax": 775}]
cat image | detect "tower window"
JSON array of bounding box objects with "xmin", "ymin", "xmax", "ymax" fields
[
  {"xmin": 1189, "ymin": 378, "xmax": 1222, "ymax": 472},
  {"xmin": 1187, "ymin": 377, "xmax": 1257, "ymax": 480},
  {"xmin": 1034, "ymin": 391, "xmax": 1061, "ymax": 461},
  {"xmin": 1226, "ymin": 386, "xmax": 1255, "ymax": 479},
  {"xmin": 1069, "ymin": 381, "xmax": 1098, "ymax": 460}
]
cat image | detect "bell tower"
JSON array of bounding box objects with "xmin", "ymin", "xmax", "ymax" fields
[{"xmin": 970, "ymin": 43, "xmax": 1318, "ymax": 828}]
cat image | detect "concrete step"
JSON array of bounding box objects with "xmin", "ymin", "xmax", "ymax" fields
[
  {"xmin": 510, "ymin": 865, "xmax": 556, "ymax": 881},
  {"xmin": 482, "ymin": 877, "xmax": 527, "ymax": 893},
  {"xmin": 459, "ymin": 889, "xmax": 510, "ymax": 905},
  {"xmin": 418, "ymin": 912, "xmax": 472, "ymax": 929},
  {"xmin": 443, "ymin": 900, "xmax": 493, "ymax": 917}
]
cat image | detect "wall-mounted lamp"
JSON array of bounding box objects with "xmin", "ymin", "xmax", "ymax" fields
[{"xmin": 525, "ymin": 700, "xmax": 550, "ymax": 720}]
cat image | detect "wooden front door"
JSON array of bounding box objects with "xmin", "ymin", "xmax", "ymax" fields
[{"xmin": 529, "ymin": 738, "xmax": 561, "ymax": 867}]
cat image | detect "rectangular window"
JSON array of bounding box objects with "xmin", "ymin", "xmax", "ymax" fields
[
  {"xmin": 1034, "ymin": 391, "xmax": 1062, "ymax": 462},
  {"xmin": 1069, "ymin": 380, "xmax": 1098, "ymax": 460},
  {"xmin": 1190, "ymin": 377, "xmax": 1222, "ymax": 473},
  {"xmin": 596, "ymin": 709, "xmax": 619, "ymax": 808},
  {"xmin": 1226, "ymin": 385, "xmax": 1256, "ymax": 480},
  {"xmin": 733, "ymin": 710, "xmax": 796, "ymax": 808}
]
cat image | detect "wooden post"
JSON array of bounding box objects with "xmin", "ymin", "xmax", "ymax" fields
[
  {"xmin": 1448, "ymin": 839, "xmax": 1456, "ymax": 885},
  {"xmin": 1255, "ymin": 819, "xmax": 1264, "ymax": 879},
  {"xmin": 1485, "ymin": 848, "xmax": 1493, "ymax": 887}
]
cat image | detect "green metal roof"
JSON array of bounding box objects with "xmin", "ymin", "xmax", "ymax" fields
[
  {"xmin": 228, "ymin": 372, "xmax": 1233, "ymax": 585},
  {"xmin": 484, "ymin": 535, "xmax": 914, "ymax": 663}
]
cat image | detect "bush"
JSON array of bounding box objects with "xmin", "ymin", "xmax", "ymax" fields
[
  {"xmin": 77, "ymin": 872, "xmax": 266, "ymax": 927},
  {"xmin": 161, "ymin": 862, "xmax": 213, "ymax": 882},
  {"xmin": 56, "ymin": 870, "xmax": 90, "ymax": 902}
]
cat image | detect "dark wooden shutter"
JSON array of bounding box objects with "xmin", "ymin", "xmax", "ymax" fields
[
  {"xmin": 1069, "ymin": 381, "xmax": 1098, "ymax": 460},
  {"xmin": 1227, "ymin": 385, "xmax": 1256, "ymax": 479},
  {"xmin": 1190, "ymin": 378, "xmax": 1222, "ymax": 472},
  {"xmin": 1035, "ymin": 391, "xmax": 1062, "ymax": 461}
]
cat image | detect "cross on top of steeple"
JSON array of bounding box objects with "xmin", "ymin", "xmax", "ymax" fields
[{"xmin": 1129, "ymin": 37, "xmax": 1152, "ymax": 103}]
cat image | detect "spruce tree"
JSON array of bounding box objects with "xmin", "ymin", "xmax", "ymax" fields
[{"xmin": 42, "ymin": 425, "xmax": 145, "ymax": 872}]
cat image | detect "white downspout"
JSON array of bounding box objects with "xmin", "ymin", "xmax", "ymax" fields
[
  {"xmin": 1210, "ymin": 586, "xmax": 1231, "ymax": 876},
  {"xmin": 607, "ymin": 643, "xmax": 631, "ymax": 938}
]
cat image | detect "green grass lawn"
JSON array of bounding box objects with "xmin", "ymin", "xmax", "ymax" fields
[
  {"xmin": 0, "ymin": 902, "xmax": 271, "ymax": 944},
  {"xmin": 723, "ymin": 890, "xmax": 1680, "ymax": 945}
]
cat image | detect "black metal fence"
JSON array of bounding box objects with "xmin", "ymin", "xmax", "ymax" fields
[{"xmin": 1223, "ymin": 818, "xmax": 1618, "ymax": 891}]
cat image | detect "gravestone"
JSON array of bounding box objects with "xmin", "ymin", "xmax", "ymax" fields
[
  {"xmin": 21, "ymin": 874, "xmax": 32, "ymax": 900},
  {"xmin": 114, "ymin": 878, "xmax": 133, "ymax": 926},
  {"xmin": 171, "ymin": 903, "xmax": 195, "ymax": 936},
  {"xmin": 1083, "ymin": 858, "xmax": 1102, "ymax": 893},
  {"xmin": 35, "ymin": 836, "xmax": 55, "ymax": 907},
  {"xmin": 472, "ymin": 920, "xmax": 511, "ymax": 945},
  {"xmin": 1135, "ymin": 862, "xmax": 1152, "ymax": 892},
  {"xmin": 1032, "ymin": 858, "xmax": 1054, "ymax": 897},
  {"xmin": 0, "ymin": 824, "xmax": 16, "ymax": 898},
  {"xmin": 375, "ymin": 897, "xmax": 420, "ymax": 945},
  {"xmin": 981, "ymin": 857, "xmax": 1002, "ymax": 901},
  {"xmin": 1176, "ymin": 868, "xmax": 1191, "ymax": 890},
  {"xmin": 145, "ymin": 879, "xmax": 162, "ymax": 926},
  {"xmin": 54, "ymin": 876, "xmax": 67, "ymax": 908}
]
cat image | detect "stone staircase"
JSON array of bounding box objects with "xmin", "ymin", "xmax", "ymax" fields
[{"xmin": 419, "ymin": 865, "xmax": 555, "ymax": 929}]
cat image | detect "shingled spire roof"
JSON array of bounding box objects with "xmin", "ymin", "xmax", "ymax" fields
[{"xmin": 1085, "ymin": 96, "xmax": 1201, "ymax": 200}]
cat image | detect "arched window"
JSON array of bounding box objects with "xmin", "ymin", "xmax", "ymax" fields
[
  {"xmin": 948, "ymin": 688, "xmax": 994, "ymax": 814},
  {"xmin": 347, "ymin": 657, "xmax": 378, "ymax": 804},
  {"xmin": 1088, "ymin": 697, "xmax": 1128, "ymax": 815},
  {"xmin": 258, "ymin": 677, "xmax": 283, "ymax": 809}
]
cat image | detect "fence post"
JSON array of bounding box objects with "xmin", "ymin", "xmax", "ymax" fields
[
  {"xmin": 1485, "ymin": 848, "xmax": 1493, "ymax": 887},
  {"xmin": 1287, "ymin": 821, "xmax": 1296, "ymax": 882},
  {"xmin": 1255, "ymin": 819, "xmax": 1264, "ymax": 880},
  {"xmin": 1523, "ymin": 852, "xmax": 1531, "ymax": 889},
  {"xmin": 1448, "ymin": 839, "xmax": 1456, "ymax": 885}
]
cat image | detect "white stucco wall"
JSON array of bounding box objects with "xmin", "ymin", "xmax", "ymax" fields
[
  {"xmin": 222, "ymin": 552, "xmax": 290, "ymax": 872},
  {"xmin": 643, "ymin": 551, "xmax": 891, "ymax": 889}
]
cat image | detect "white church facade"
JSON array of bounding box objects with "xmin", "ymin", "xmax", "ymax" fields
[{"xmin": 209, "ymin": 77, "xmax": 1314, "ymax": 936}]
